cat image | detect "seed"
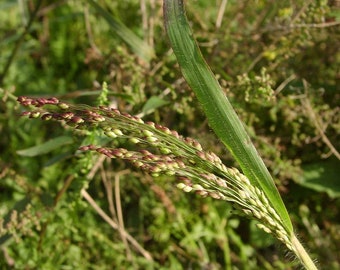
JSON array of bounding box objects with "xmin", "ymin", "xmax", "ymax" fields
[
  {"xmin": 143, "ymin": 130, "xmax": 154, "ymax": 137},
  {"xmin": 113, "ymin": 129, "xmax": 123, "ymax": 136},
  {"xmin": 105, "ymin": 131, "xmax": 118, "ymax": 138},
  {"xmin": 177, "ymin": 183, "xmax": 187, "ymax": 190},
  {"xmin": 256, "ymin": 224, "xmax": 272, "ymax": 234},
  {"xmin": 146, "ymin": 121, "xmax": 155, "ymax": 128},
  {"xmin": 192, "ymin": 184, "xmax": 204, "ymax": 191},
  {"xmin": 183, "ymin": 186, "xmax": 193, "ymax": 192},
  {"xmin": 94, "ymin": 115, "xmax": 106, "ymax": 122},
  {"xmin": 61, "ymin": 112, "xmax": 74, "ymax": 120},
  {"xmin": 58, "ymin": 102, "xmax": 69, "ymax": 109},
  {"xmin": 129, "ymin": 137, "xmax": 140, "ymax": 144},
  {"xmin": 30, "ymin": 111, "xmax": 41, "ymax": 118},
  {"xmin": 75, "ymin": 117, "xmax": 85, "ymax": 124},
  {"xmin": 146, "ymin": 136, "xmax": 158, "ymax": 143},
  {"xmin": 41, "ymin": 113, "xmax": 52, "ymax": 120},
  {"xmin": 160, "ymin": 147, "xmax": 172, "ymax": 154}
]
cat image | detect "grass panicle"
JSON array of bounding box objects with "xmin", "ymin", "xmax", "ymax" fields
[{"xmin": 18, "ymin": 95, "xmax": 294, "ymax": 252}]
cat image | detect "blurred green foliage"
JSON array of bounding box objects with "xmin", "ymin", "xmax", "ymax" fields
[{"xmin": 0, "ymin": 0, "xmax": 339, "ymax": 269}]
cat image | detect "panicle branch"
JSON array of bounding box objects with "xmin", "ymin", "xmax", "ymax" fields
[{"xmin": 17, "ymin": 96, "xmax": 294, "ymax": 251}]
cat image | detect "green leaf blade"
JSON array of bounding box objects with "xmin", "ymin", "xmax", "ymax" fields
[
  {"xmin": 163, "ymin": 0, "xmax": 293, "ymax": 233},
  {"xmin": 88, "ymin": 0, "xmax": 154, "ymax": 63},
  {"xmin": 17, "ymin": 136, "xmax": 74, "ymax": 157}
]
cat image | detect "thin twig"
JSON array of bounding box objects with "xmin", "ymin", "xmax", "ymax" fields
[
  {"xmin": 291, "ymin": 1, "xmax": 312, "ymax": 25},
  {"xmin": 101, "ymin": 164, "xmax": 117, "ymax": 222},
  {"xmin": 274, "ymin": 74, "xmax": 296, "ymax": 95},
  {"xmin": 85, "ymin": 156, "xmax": 150, "ymax": 260},
  {"xmin": 53, "ymin": 175, "xmax": 75, "ymax": 206},
  {"xmin": 246, "ymin": 53, "xmax": 263, "ymax": 73},
  {"xmin": 114, "ymin": 169, "xmax": 132, "ymax": 260},
  {"xmin": 148, "ymin": 0, "xmax": 156, "ymax": 48},
  {"xmin": 37, "ymin": 0, "xmax": 66, "ymax": 17},
  {"xmin": 1, "ymin": 247, "xmax": 14, "ymax": 267},
  {"xmin": 140, "ymin": 0, "xmax": 148, "ymax": 40},
  {"xmin": 262, "ymin": 21, "xmax": 340, "ymax": 33},
  {"xmin": 84, "ymin": 4, "xmax": 102, "ymax": 55},
  {"xmin": 216, "ymin": 0, "xmax": 228, "ymax": 29},
  {"xmin": 87, "ymin": 155, "xmax": 106, "ymax": 179},
  {"xmin": 301, "ymin": 81, "xmax": 340, "ymax": 160},
  {"xmin": 80, "ymin": 188, "xmax": 153, "ymax": 261}
]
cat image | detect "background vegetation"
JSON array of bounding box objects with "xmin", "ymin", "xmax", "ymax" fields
[{"xmin": 1, "ymin": 0, "xmax": 339, "ymax": 269}]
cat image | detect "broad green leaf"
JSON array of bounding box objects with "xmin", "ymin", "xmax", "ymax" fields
[
  {"xmin": 142, "ymin": 96, "xmax": 169, "ymax": 114},
  {"xmin": 88, "ymin": 0, "xmax": 154, "ymax": 63},
  {"xmin": 17, "ymin": 136, "xmax": 74, "ymax": 157},
  {"xmin": 163, "ymin": 0, "xmax": 292, "ymax": 233},
  {"xmin": 299, "ymin": 159, "xmax": 340, "ymax": 198}
]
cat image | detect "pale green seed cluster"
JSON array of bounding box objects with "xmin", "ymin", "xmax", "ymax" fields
[
  {"xmin": 176, "ymin": 166, "xmax": 293, "ymax": 251},
  {"xmin": 18, "ymin": 97, "xmax": 292, "ymax": 251}
]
